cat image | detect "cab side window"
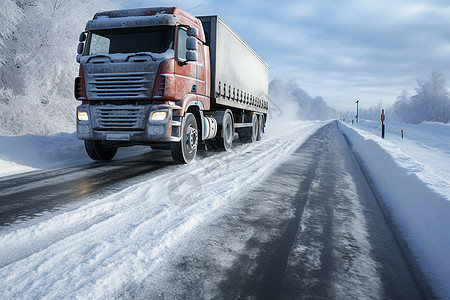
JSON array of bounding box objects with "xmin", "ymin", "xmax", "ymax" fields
[{"xmin": 177, "ymin": 28, "xmax": 188, "ymax": 61}]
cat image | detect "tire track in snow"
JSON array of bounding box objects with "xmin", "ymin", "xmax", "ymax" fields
[
  {"xmin": 0, "ymin": 121, "xmax": 326, "ymax": 299},
  {"xmin": 186, "ymin": 121, "xmax": 424, "ymax": 300},
  {"xmin": 0, "ymin": 150, "xmax": 175, "ymax": 226}
]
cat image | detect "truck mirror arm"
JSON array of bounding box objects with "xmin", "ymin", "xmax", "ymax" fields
[
  {"xmin": 79, "ymin": 31, "xmax": 87, "ymax": 42},
  {"xmin": 177, "ymin": 59, "xmax": 188, "ymax": 65}
]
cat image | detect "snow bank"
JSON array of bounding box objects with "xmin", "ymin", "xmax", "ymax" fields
[
  {"xmin": 350, "ymin": 120, "xmax": 450, "ymax": 199},
  {"xmin": 338, "ymin": 121, "xmax": 450, "ymax": 299},
  {"xmin": 0, "ymin": 133, "xmax": 84, "ymax": 176}
]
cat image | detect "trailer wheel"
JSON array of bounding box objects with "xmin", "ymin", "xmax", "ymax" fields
[
  {"xmin": 171, "ymin": 113, "xmax": 198, "ymax": 164},
  {"xmin": 256, "ymin": 114, "xmax": 264, "ymax": 141},
  {"xmin": 217, "ymin": 111, "xmax": 234, "ymax": 150},
  {"xmin": 239, "ymin": 114, "xmax": 258, "ymax": 143},
  {"xmin": 84, "ymin": 140, "xmax": 118, "ymax": 161}
]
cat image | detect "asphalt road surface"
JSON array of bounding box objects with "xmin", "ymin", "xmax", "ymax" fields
[
  {"xmin": 239, "ymin": 122, "xmax": 434, "ymax": 299},
  {"xmin": 133, "ymin": 122, "xmax": 434, "ymax": 299},
  {"xmin": 0, "ymin": 121, "xmax": 435, "ymax": 299}
]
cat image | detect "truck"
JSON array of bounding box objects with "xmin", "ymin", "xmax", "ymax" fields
[{"xmin": 75, "ymin": 7, "xmax": 269, "ymax": 163}]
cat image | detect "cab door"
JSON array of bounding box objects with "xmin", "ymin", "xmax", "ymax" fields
[{"xmin": 174, "ymin": 27, "xmax": 197, "ymax": 100}]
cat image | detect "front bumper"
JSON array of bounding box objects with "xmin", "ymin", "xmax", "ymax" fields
[{"xmin": 77, "ymin": 104, "xmax": 182, "ymax": 143}]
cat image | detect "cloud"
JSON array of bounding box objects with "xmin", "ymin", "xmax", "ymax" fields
[{"xmin": 120, "ymin": 0, "xmax": 450, "ymax": 111}]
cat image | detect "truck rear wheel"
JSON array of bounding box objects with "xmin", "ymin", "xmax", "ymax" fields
[
  {"xmin": 216, "ymin": 111, "xmax": 234, "ymax": 150},
  {"xmin": 239, "ymin": 114, "xmax": 258, "ymax": 143},
  {"xmin": 171, "ymin": 113, "xmax": 198, "ymax": 164},
  {"xmin": 84, "ymin": 140, "xmax": 118, "ymax": 161},
  {"xmin": 256, "ymin": 114, "xmax": 264, "ymax": 141}
]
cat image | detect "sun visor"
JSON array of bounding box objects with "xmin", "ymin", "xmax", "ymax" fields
[{"xmin": 85, "ymin": 15, "xmax": 177, "ymax": 30}]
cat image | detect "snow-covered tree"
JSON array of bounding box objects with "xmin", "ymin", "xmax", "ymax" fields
[
  {"xmin": 0, "ymin": 0, "xmax": 22, "ymax": 65},
  {"xmin": 0, "ymin": 0, "xmax": 118, "ymax": 135},
  {"xmin": 269, "ymin": 79, "xmax": 338, "ymax": 121},
  {"xmin": 392, "ymin": 71, "xmax": 450, "ymax": 123}
]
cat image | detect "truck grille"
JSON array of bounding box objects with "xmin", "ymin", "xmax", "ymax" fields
[
  {"xmin": 87, "ymin": 72, "xmax": 153, "ymax": 100},
  {"xmin": 91, "ymin": 106, "xmax": 148, "ymax": 130}
]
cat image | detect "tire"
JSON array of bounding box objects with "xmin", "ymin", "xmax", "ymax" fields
[
  {"xmin": 216, "ymin": 111, "xmax": 234, "ymax": 150},
  {"xmin": 171, "ymin": 113, "xmax": 198, "ymax": 164},
  {"xmin": 239, "ymin": 114, "xmax": 258, "ymax": 143},
  {"xmin": 256, "ymin": 114, "xmax": 264, "ymax": 141},
  {"xmin": 84, "ymin": 140, "xmax": 118, "ymax": 161}
]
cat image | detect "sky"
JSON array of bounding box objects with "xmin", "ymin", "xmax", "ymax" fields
[{"xmin": 116, "ymin": 0, "xmax": 450, "ymax": 111}]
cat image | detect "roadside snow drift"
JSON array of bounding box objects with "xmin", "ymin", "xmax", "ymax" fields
[
  {"xmin": 0, "ymin": 132, "xmax": 148, "ymax": 177},
  {"xmin": 338, "ymin": 121, "xmax": 450, "ymax": 299}
]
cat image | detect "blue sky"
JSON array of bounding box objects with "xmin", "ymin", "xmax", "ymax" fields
[{"xmin": 115, "ymin": 0, "xmax": 450, "ymax": 111}]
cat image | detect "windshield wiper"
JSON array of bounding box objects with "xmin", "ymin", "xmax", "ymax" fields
[{"xmin": 125, "ymin": 53, "xmax": 156, "ymax": 62}]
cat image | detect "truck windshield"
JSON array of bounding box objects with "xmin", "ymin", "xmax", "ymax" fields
[{"xmin": 86, "ymin": 26, "xmax": 174, "ymax": 55}]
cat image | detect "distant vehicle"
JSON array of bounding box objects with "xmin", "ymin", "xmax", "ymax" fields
[{"xmin": 75, "ymin": 7, "xmax": 269, "ymax": 163}]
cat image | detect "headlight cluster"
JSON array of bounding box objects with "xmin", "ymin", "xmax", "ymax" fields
[
  {"xmin": 151, "ymin": 111, "xmax": 167, "ymax": 121},
  {"xmin": 77, "ymin": 111, "xmax": 89, "ymax": 121}
]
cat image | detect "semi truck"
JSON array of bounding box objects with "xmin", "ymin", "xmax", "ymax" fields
[{"xmin": 75, "ymin": 7, "xmax": 269, "ymax": 163}]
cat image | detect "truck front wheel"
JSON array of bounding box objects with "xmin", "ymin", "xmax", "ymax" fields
[
  {"xmin": 84, "ymin": 140, "xmax": 118, "ymax": 161},
  {"xmin": 171, "ymin": 113, "xmax": 198, "ymax": 164}
]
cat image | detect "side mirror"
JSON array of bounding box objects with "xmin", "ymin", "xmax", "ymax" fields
[
  {"xmin": 187, "ymin": 27, "xmax": 198, "ymax": 37},
  {"xmin": 186, "ymin": 50, "xmax": 198, "ymax": 62},
  {"xmin": 79, "ymin": 32, "xmax": 87, "ymax": 42},
  {"xmin": 186, "ymin": 36, "xmax": 197, "ymax": 51},
  {"xmin": 77, "ymin": 42, "xmax": 84, "ymax": 54}
]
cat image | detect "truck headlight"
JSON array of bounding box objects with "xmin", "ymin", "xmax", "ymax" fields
[
  {"xmin": 151, "ymin": 111, "xmax": 167, "ymax": 121},
  {"xmin": 78, "ymin": 111, "xmax": 89, "ymax": 121}
]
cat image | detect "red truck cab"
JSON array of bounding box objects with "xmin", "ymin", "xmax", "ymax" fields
[{"xmin": 75, "ymin": 7, "xmax": 268, "ymax": 163}]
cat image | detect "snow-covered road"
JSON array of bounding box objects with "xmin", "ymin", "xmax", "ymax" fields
[
  {"xmin": 0, "ymin": 150, "xmax": 175, "ymax": 226},
  {"xmin": 0, "ymin": 120, "xmax": 435, "ymax": 299},
  {"xmin": 0, "ymin": 121, "xmax": 325, "ymax": 299},
  {"xmin": 138, "ymin": 121, "xmax": 429, "ymax": 299}
]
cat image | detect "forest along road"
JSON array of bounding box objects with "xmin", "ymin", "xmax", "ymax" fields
[
  {"xmin": 136, "ymin": 121, "xmax": 433, "ymax": 299},
  {"xmin": 0, "ymin": 121, "xmax": 434, "ymax": 299}
]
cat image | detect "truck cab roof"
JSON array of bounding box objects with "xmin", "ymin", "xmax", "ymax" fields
[
  {"xmin": 89, "ymin": 7, "xmax": 205, "ymax": 42},
  {"xmin": 94, "ymin": 7, "xmax": 178, "ymax": 19}
]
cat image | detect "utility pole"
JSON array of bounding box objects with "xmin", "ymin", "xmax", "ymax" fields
[{"xmin": 355, "ymin": 100, "xmax": 359, "ymax": 123}]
